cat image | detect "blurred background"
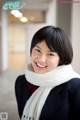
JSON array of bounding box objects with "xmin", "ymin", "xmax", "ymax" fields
[{"xmin": 0, "ymin": 0, "xmax": 80, "ymax": 119}]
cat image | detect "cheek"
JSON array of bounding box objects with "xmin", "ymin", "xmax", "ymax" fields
[
  {"xmin": 48, "ymin": 58, "xmax": 60, "ymax": 67},
  {"xmin": 31, "ymin": 51, "xmax": 38, "ymax": 61}
]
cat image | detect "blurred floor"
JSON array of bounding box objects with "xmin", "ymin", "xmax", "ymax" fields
[{"xmin": 0, "ymin": 69, "xmax": 25, "ymax": 120}]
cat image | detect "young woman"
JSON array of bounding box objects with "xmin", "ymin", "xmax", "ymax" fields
[{"xmin": 15, "ymin": 26, "xmax": 80, "ymax": 120}]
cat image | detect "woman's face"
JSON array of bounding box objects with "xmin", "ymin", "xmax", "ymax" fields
[{"xmin": 31, "ymin": 41, "xmax": 60, "ymax": 74}]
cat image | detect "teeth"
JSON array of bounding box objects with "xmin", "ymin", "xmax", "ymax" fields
[{"xmin": 36, "ymin": 63, "xmax": 46, "ymax": 68}]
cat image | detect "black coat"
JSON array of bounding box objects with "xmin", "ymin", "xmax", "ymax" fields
[{"xmin": 15, "ymin": 74, "xmax": 80, "ymax": 120}]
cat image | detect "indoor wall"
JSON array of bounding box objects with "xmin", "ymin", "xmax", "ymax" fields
[{"xmin": 8, "ymin": 25, "xmax": 26, "ymax": 69}]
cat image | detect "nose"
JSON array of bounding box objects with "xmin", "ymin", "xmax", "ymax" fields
[{"xmin": 38, "ymin": 54, "xmax": 47, "ymax": 63}]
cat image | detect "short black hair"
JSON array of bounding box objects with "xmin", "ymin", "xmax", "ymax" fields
[{"xmin": 30, "ymin": 26, "xmax": 73, "ymax": 65}]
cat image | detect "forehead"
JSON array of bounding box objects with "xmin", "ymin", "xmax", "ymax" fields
[
  {"xmin": 36, "ymin": 41, "xmax": 47, "ymax": 47},
  {"xmin": 35, "ymin": 41, "xmax": 52, "ymax": 52}
]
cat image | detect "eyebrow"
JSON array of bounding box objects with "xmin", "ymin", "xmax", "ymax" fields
[{"xmin": 35, "ymin": 45, "xmax": 42, "ymax": 50}]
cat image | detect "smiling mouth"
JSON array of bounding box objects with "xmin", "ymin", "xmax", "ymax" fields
[{"xmin": 36, "ymin": 62, "xmax": 47, "ymax": 68}]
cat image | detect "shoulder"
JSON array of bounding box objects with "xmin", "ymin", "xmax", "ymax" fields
[
  {"xmin": 15, "ymin": 74, "xmax": 28, "ymax": 91},
  {"xmin": 67, "ymin": 78, "xmax": 80, "ymax": 88},
  {"xmin": 15, "ymin": 74, "xmax": 27, "ymax": 84},
  {"xmin": 67, "ymin": 78, "xmax": 80, "ymax": 91},
  {"xmin": 51, "ymin": 78, "xmax": 80, "ymax": 96}
]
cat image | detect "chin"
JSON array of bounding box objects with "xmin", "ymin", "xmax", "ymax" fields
[{"xmin": 34, "ymin": 70, "xmax": 45, "ymax": 74}]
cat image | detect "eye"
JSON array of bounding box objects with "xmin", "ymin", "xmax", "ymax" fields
[
  {"xmin": 35, "ymin": 48, "xmax": 41, "ymax": 53},
  {"xmin": 48, "ymin": 53, "xmax": 54, "ymax": 56}
]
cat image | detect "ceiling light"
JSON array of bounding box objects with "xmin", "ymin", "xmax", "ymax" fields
[
  {"xmin": 11, "ymin": 10, "xmax": 22, "ymax": 18},
  {"xmin": 14, "ymin": 12, "xmax": 22, "ymax": 18},
  {"xmin": 20, "ymin": 17, "xmax": 28, "ymax": 22},
  {"xmin": 11, "ymin": 10, "xmax": 19, "ymax": 15}
]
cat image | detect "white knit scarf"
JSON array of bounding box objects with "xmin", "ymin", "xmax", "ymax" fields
[{"xmin": 21, "ymin": 64, "xmax": 80, "ymax": 120}]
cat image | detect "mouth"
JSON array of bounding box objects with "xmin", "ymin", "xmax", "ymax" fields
[{"xmin": 36, "ymin": 62, "xmax": 47, "ymax": 68}]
